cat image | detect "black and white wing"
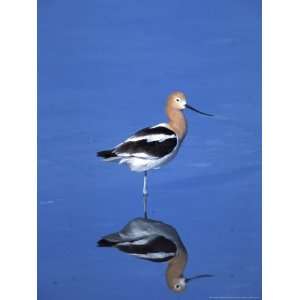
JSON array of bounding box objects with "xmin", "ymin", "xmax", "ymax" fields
[
  {"xmin": 114, "ymin": 124, "xmax": 178, "ymax": 159},
  {"xmin": 98, "ymin": 218, "xmax": 184, "ymax": 262},
  {"xmin": 116, "ymin": 234, "xmax": 177, "ymax": 262},
  {"xmin": 98, "ymin": 218, "xmax": 179, "ymax": 262},
  {"xmin": 98, "ymin": 233, "xmax": 176, "ymax": 262}
]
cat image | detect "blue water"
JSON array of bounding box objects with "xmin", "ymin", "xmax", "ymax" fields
[{"xmin": 38, "ymin": 0, "xmax": 261, "ymax": 299}]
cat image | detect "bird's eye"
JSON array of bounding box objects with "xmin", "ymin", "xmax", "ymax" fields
[
  {"xmin": 176, "ymin": 98, "xmax": 180, "ymax": 102},
  {"xmin": 175, "ymin": 284, "xmax": 180, "ymax": 289}
]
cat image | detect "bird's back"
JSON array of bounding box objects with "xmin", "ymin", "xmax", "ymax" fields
[{"xmin": 97, "ymin": 218, "xmax": 185, "ymax": 262}]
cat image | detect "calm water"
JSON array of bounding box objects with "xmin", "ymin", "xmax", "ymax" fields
[{"xmin": 38, "ymin": 0, "xmax": 261, "ymax": 299}]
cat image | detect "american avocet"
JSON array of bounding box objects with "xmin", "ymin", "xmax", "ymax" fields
[
  {"xmin": 98, "ymin": 217, "xmax": 212, "ymax": 292},
  {"xmin": 97, "ymin": 91, "xmax": 213, "ymax": 216}
]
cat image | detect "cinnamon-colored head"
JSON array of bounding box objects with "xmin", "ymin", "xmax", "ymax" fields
[
  {"xmin": 167, "ymin": 91, "xmax": 187, "ymax": 110},
  {"xmin": 168, "ymin": 277, "xmax": 187, "ymax": 292},
  {"xmin": 166, "ymin": 249, "xmax": 188, "ymax": 293}
]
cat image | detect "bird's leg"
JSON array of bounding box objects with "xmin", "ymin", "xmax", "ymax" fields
[
  {"xmin": 143, "ymin": 171, "xmax": 148, "ymax": 196},
  {"xmin": 143, "ymin": 171, "xmax": 148, "ymax": 219},
  {"xmin": 143, "ymin": 194, "xmax": 148, "ymax": 219}
]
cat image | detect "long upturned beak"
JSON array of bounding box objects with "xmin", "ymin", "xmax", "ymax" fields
[
  {"xmin": 186, "ymin": 104, "xmax": 214, "ymax": 117},
  {"xmin": 185, "ymin": 274, "xmax": 214, "ymax": 283}
]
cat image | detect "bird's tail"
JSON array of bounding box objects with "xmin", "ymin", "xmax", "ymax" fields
[{"xmin": 96, "ymin": 149, "xmax": 118, "ymax": 161}]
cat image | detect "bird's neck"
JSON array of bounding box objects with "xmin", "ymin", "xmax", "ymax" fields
[
  {"xmin": 166, "ymin": 107, "xmax": 187, "ymax": 141},
  {"xmin": 165, "ymin": 249, "xmax": 187, "ymax": 289}
]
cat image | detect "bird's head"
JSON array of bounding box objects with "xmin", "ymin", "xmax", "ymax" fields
[{"xmin": 167, "ymin": 91, "xmax": 213, "ymax": 117}]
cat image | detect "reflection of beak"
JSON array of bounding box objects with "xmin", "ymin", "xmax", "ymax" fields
[
  {"xmin": 185, "ymin": 104, "xmax": 214, "ymax": 117},
  {"xmin": 185, "ymin": 274, "xmax": 214, "ymax": 283}
]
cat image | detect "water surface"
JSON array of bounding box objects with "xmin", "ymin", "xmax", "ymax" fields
[{"xmin": 38, "ymin": 1, "xmax": 261, "ymax": 299}]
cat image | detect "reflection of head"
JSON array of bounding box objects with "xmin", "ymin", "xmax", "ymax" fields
[
  {"xmin": 170, "ymin": 277, "xmax": 186, "ymax": 292},
  {"xmin": 165, "ymin": 245, "xmax": 188, "ymax": 292}
]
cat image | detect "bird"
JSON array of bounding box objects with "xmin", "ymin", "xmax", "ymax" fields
[
  {"xmin": 97, "ymin": 91, "xmax": 213, "ymax": 217},
  {"xmin": 97, "ymin": 217, "xmax": 212, "ymax": 292}
]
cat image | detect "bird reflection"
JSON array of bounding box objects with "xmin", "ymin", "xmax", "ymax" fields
[{"xmin": 97, "ymin": 217, "xmax": 212, "ymax": 292}]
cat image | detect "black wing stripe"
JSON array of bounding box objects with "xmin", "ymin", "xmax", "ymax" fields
[
  {"xmin": 116, "ymin": 235, "xmax": 176, "ymax": 255},
  {"xmin": 116, "ymin": 137, "xmax": 177, "ymax": 158},
  {"xmin": 134, "ymin": 126, "xmax": 175, "ymax": 137}
]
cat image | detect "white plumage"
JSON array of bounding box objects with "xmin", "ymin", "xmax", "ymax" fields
[{"xmin": 98, "ymin": 123, "xmax": 179, "ymax": 172}]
